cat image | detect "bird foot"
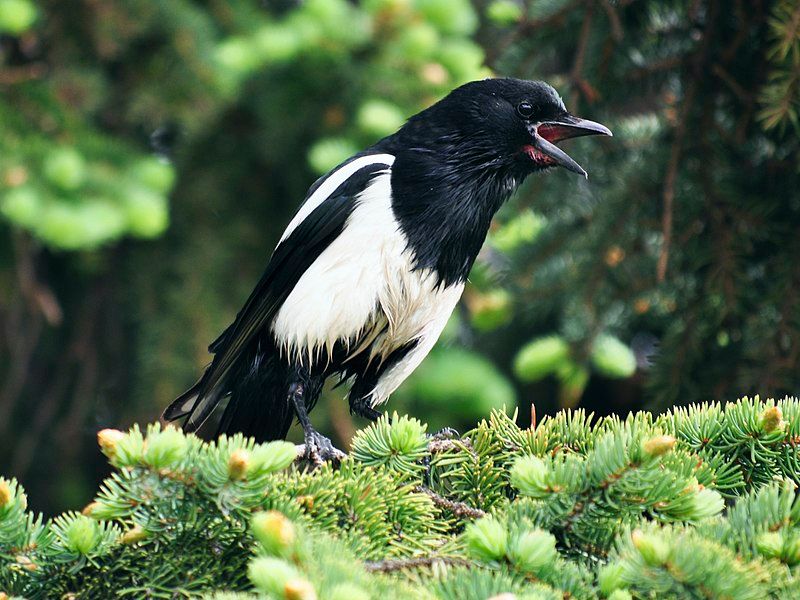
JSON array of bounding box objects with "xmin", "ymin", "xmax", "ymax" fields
[
  {"xmin": 301, "ymin": 430, "xmax": 346, "ymax": 466},
  {"xmin": 428, "ymin": 427, "xmax": 460, "ymax": 441}
]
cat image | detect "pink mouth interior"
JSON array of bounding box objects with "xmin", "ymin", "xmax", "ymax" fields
[
  {"xmin": 537, "ymin": 123, "xmax": 575, "ymax": 143},
  {"xmin": 523, "ymin": 124, "xmax": 578, "ymax": 164},
  {"xmin": 523, "ymin": 145, "xmax": 556, "ymax": 165}
]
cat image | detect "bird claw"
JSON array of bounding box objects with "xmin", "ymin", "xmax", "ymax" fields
[
  {"xmin": 301, "ymin": 430, "xmax": 346, "ymax": 466},
  {"xmin": 428, "ymin": 427, "xmax": 460, "ymax": 441}
]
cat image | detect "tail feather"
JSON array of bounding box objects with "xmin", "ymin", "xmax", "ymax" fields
[
  {"xmin": 217, "ymin": 353, "xmax": 294, "ymax": 442},
  {"xmin": 162, "ymin": 374, "xmax": 228, "ymax": 434},
  {"xmin": 162, "ymin": 380, "xmax": 202, "ymax": 421},
  {"xmin": 165, "ymin": 340, "xmax": 323, "ymax": 443}
]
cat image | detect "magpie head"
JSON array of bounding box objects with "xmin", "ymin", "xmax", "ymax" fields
[{"xmin": 405, "ymin": 78, "xmax": 612, "ymax": 179}]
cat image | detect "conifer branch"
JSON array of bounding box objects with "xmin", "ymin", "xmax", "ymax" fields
[
  {"xmin": 364, "ymin": 556, "xmax": 471, "ymax": 573},
  {"xmin": 414, "ymin": 485, "xmax": 486, "ymax": 519}
]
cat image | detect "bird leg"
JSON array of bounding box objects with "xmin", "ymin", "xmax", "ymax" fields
[
  {"xmin": 289, "ymin": 381, "xmax": 345, "ymax": 465},
  {"xmin": 349, "ymin": 394, "xmax": 384, "ymax": 422}
]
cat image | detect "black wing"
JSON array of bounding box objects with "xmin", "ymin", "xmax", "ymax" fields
[{"xmin": 162, "ymin": 160, "xmax": 392, "ymax": 431}]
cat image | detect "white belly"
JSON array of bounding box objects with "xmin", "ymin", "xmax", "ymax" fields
[{"xmin": 271, "ymin": 171, "xmax": 464, "ymax": 402}]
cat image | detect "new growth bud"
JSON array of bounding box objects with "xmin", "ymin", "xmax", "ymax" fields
[
  {"xmin": 285, "ymin": 578, "xmax": 317, "ymax": 600},
  {"xmin": 688, "ymin": 487, "xmax": 724, "ymax": 520},
  {"xmin": 508, "ymin": 529, "xmax": 557, "ymax": 573},
  {"xmin": 598, "ymin": 561, "xmax": 626, "ymax": 595},
  {"xmin": 464, "ymin": 516, "xmax": 508, "ymax": 562},
  {"xmin": 388, "ymin": 413, "xmax": 428, "ymax": 454},
  {"xmin": 81, "ymin": 502, "xmax": 102, "ymax": 517},
  {"xmin": 631, "ymin": 529, "xmax": 669, "ymax": 566},
  {"xmin": 760, "ymin": 405, "xmax": 785, "ymax": 434},
  {"xmin": 252, "ymin": 511, "xmax": 296, "ymax": 557},
  {"xmin": 756, "ymin": 531, "xmax": 783, "ymax": 558},
  {"xmin": 97, "ymin": 429, "xmax": 125, "ymax": 459},
  {"xmin": 641, "ymin": 435, "xmax": 676, "ymax": 458},
  {"xmin": 15, "ymin": 555, "xmax": 37, "ymax": 572},
  {"xmin": 0, "ymin": 479, "xmax": 12, "ymax": 507},
  {"xmin": 510, "ymin": 455, "xmax": 549, "ymax": 498},
  {"xmin": 248, "ymin": 557, "xmax": 300, "ymax": 597},
  {"xmin": 120, "ymin": 525, "xmax": 148, "ymax": 545},
  {"xmin": 227, "ymin": 448, "xmax": 251, "ymax": 480},
  {"xmin": 65, "ymin": 515, "xmax": 100, "ymax": 555},
  {"xmin": 143, "ymin": 426, "xmax": 188, "ymax": 469}
]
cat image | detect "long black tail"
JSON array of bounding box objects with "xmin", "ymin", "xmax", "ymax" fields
[
  {"xmin": 163, "ymin": 340, "xmax": 296, "ymax": 443},
  {"xmin": 217, "ymin": 351, "xmax": 295, "ymax": 442}
]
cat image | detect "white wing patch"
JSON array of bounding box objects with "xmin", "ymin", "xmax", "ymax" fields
[
  {"xmin": 271, "ymin": 167, "xmax": 466, "ymax": 405},
  {"xmin": 272, "ymin": 169, "xmax": 402, "ymax": 362},
  {"xmin": 279, "ymin": 153, "xmax": 396, "ymax": 244}
]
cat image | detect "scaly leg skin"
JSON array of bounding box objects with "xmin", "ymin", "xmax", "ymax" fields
[{"xmin": 289, "ymin": 382, "xmax": 345, "ymax": 465}]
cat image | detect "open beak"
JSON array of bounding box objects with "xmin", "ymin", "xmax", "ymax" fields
[{"xmin": 528, "ymin": 115, "xmax": 612, "ymax": 178}]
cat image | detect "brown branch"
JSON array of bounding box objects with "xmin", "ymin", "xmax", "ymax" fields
[
  {"xmin": 414, "ymin": 485, "xmax": 486, "ymax": 519},
  {"xmin": 626, "ymin": 56, "xmax": 684, "ymax": 80},
  {"xmin": 0, "ymin": 63, "xmax": 47, "ymax": 85},
  {"xmin": 427, "ymin": 436, "xmax": 475, "ymax": 456},
  {"xmin": 601, "ymin": 0, "xmax": 624, "ymax": 41},
  {"xmin": 657, "ymin": 0, "xmax": 720, "ymax": 281},
  {"xmin": 13, "ymin": 234, "xmax": 62, "ymax": 325},
  {"xmin": 711, "ymin": 63, "xmax": 752, "ymax": 104},
  {"xmin": 364, "ymin": 556, "xmax": 471, "ymax": 573},
  {"xmin": 570, "ymin": 3, "xmax": 598, "ymax": 105}
]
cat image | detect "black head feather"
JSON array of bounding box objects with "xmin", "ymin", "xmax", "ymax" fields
[{"xmin": 375, "ymin": 78, "xmax": 608, "ymax": 286}]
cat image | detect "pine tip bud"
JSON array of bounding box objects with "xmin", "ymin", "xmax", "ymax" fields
[
  {"xmin": 81, "ymin": 501, "xmax": 102, "ymax": 517},
  {"xmin": 97, "ymin": 429, "xmax": 125, "ymax": 459},
  {"xmin": 284, "ymin": 578, "xmax": 317, "ymax": 600},
  {"xmin": 464, "ymin": 516, "xmax": 508, "ymax": 562},
  {"xmin": 16, "ymin": 555, "xmax": 37, "ymax": 571},
  {"xmin": 227, "ymin": 448, "xmax": 251, "ymax": 480},
  {"xmin": 0, "ymin": 479, "xmax": 12, "ymax": 507},
  {"xmin": 120, "ymin": 525, "xmax": 148, "ymax": 545},
  {"xmin": 508, "ymin": 529, "xmax": 557, "ymax": 573},
  {"xmin": 760, "ymin": 406, "xmax": 785, "ymax": 433},
  {"xmin": 252, "ymin": 510, "xmax": 296, "ymax": 556},
  {"xmin": 631, "ymin": 529, "xmax": 669, "ymax": 566},
  {"xmin": 641, "ymin": 435, "xmax": 676, "ymax": 458}
]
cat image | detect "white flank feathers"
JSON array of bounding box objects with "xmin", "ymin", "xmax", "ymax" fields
[{"xmin": 271, "ymin": 159, "xmax": 465, "ymax": 407}]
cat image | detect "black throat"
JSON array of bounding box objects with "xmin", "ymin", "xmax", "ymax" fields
[{"xmin": 380, "ymin": 137, "xmax": 524, "ymax": 287}]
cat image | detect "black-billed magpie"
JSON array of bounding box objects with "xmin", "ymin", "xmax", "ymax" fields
[{"xmin": 163, "ymin": 78, "xmax": 611, "ymax": 460}]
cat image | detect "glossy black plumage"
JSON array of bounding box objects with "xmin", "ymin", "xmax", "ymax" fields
[{"xmin": 163, "ymin": 78, "xmax": 611, "ymax": 450}]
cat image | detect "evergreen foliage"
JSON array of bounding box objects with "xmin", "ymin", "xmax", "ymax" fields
[{"xmin": 3, "ymin": 396, "xmax": 800, "ymax": 598}]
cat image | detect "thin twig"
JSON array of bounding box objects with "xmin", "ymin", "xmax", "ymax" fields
[
  {"xmin": 427, "ymin": 437, "xmax": 475, "ymax": 456},
  {"xmin": 600, "ymin": 0, "xmax": 624, "ymax": 41},
  {"xmin": 657, "ymin": 0, "xmax": 719, "ymax": 281},
  {"xmin": 0, "ymin": 63, "xmax": 47, "ymax": 85},
  {"xmin": 414, "ymin": 485, "xmax": 486, "ymax": 519},
  {"xmin": 570, "ymin": 3, "xmax": 597, "ymax": 105},
  {"xmin": 364, "ymin": 556, "xmax": 472, "ymax": 573}
]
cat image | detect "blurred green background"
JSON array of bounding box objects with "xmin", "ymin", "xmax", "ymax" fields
[{"xmin": 1, "ymin": 0, "xmax": 798, "ymax": 514}]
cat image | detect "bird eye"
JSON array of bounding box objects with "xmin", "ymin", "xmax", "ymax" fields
[{"xmin": 516, "ymin": 101, "xmax": 534, "ymax": 119}]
